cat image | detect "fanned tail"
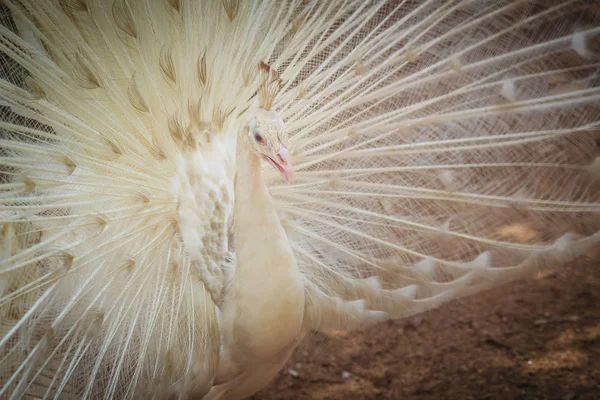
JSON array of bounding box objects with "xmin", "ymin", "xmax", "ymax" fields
[
  {"xmin": 266, "ymin": 0, "xmax": 600, "ymax": 330},
  {"xmin": 0, "ymin": 0, "xmax": 598, "ymax": 398}
]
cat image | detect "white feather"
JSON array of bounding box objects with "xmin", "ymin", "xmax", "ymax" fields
[{"xmin": 0, "ymin": 1, "xmax": 599, "ymax": 399}]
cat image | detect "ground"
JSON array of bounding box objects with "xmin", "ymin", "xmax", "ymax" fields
[{"xmin": 253, "ymin": 252, "xmax": 600, "ymax": 400}]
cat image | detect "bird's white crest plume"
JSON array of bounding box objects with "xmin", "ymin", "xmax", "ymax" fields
[
  {"xmin": 0, "ymin": 0, "xmax": 599, "ymax": 399},
  {"xmin": 257, "ymin": 61, "xmax": 283, "ymax": 111}
]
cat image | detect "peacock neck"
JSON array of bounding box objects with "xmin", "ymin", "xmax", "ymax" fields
[
  {"xmin": 216, "ymin": 130, "xmax": 304, "ymax": 376},
  {"xmin": 233, "ymin": 132, "xmax": 282, "ymax": 237}
]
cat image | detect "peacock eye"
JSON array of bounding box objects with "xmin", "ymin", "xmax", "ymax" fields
[{"xmin": 254, "ymin": 133, "xmax": 264, "ymax": 143}]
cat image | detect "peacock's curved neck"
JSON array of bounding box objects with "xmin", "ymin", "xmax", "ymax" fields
[
  {"xmin": 215, "ymin": 130, "xmax": 304, "ymax": 381},
  {"xmin": 233, "ymin": 131, "xmax": 282, "ymax": 238}
]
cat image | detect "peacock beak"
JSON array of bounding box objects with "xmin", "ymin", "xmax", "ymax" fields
[
  {"xmin": 265, "ymin": 145, "xmax": 294, "ymax": 183},
  {"xmin": 277, "ymin": 145, "xmax": 294, "ymax": 183}
]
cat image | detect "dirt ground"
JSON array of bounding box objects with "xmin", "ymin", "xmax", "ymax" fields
[{"xmin": 252, "ymin": 252, "xmax": 600, "ymax": 400}]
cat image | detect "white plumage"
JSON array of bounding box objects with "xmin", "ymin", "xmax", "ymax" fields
[{"xmin": 0, "ymin": 0, "xmax": 599, "ymax": 399}]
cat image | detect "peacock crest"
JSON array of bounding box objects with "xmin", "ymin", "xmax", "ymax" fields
[{"xmin": 257, "ymin": 61, "xmax": 283, "ymax": 111}]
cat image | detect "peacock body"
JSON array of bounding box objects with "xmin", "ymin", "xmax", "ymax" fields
[{"xmin": 0, "ymin": 0, "xmax": 599, "ymax": 399}]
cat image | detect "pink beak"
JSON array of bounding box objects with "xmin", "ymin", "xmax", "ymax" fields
[{"xmin": 265, "ymin": 145, "xmax": 294, "ymax": 183}]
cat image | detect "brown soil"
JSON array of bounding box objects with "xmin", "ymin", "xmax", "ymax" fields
[{"xmin": 253, "ymin": 253, "xmax": 600, "ymax": 400}]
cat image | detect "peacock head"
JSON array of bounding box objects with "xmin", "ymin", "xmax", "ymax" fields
[{"xmin": 244, "ymin": 108, "xmax": 294, "ymax": 183}]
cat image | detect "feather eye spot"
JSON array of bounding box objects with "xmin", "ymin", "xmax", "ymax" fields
[
  {"xmin": 59, "ymin": 251, "xmax": 75, "ymax": 273},
  {"xmin": 355, "ymin": 61, "xmax": 366, "ymax": 75},
  {"xmin": 120, "ymin": 258, "xmax": 136, "ymax": 272},
  {"xmin": 23, "ymin": 176, "xmax": 36, "ymax": 193},
  {"xmin": 222, "ymin": 0, "xmax": 240, "ymax": 21}
]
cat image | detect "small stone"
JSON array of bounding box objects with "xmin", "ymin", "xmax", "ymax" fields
[
  {"xmin": 287, "ymin": 368, "xmax": 299, "ymax": 378},
  {"xmin": 341, "ymin": 371, "xmax": 352, "ymax": 380},
  {"xmin": 527, "ymin": 360, "xmax": 533, "ymax": 365}
]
